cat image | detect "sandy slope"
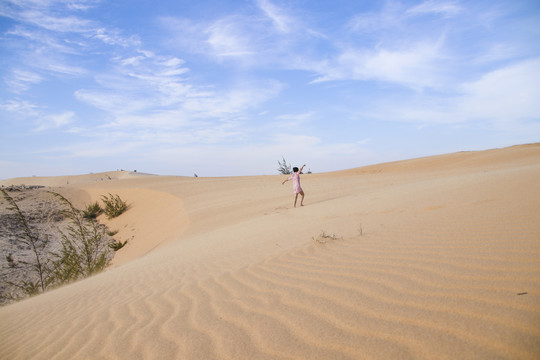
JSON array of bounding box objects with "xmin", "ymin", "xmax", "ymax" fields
[{"xmin": 1, "ymin": 144, "xmax": 539, "ymax": 359}]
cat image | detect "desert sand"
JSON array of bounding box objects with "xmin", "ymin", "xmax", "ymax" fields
[{"xmin": 1, "ymin": 144, "xmax": 539, "ymax": 359}]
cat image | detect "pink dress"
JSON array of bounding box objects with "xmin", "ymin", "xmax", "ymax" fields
[{"xmin": 288, "ymin": 172, "xmax": 303, "ymax": 194}]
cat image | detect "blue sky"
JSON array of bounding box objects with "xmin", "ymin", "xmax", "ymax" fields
[{"xmin": 1, "ymin": 0, "xmax": 539, "ymax": 178}]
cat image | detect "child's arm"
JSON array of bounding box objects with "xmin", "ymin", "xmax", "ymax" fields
[
  {"xmin": 282, "ymin": 178, "xmax": 288, "ymax": 185},
  {"xmin": 300, "ymin": 164, "xmax": 306, "ymax": 173}
]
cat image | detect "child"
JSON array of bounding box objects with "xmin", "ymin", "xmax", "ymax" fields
[{"xmin": 282, "ymin": 164, "xmax": 306, "ymax": 207}]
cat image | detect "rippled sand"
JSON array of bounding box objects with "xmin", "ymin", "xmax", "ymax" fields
[{"xmin": 1, "ymin": 144, "xmax": 539, "ymax": 359}]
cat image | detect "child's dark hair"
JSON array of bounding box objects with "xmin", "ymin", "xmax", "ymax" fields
[{"xmin": 293, "ymin": 167, "xmax": 299, "ymax": 172}]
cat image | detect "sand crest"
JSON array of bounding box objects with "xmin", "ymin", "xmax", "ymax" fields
[{"xmin": 1, "ymin": 144, "xmax": 539, "ymax": 359}]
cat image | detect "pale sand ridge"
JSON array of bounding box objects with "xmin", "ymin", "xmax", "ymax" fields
[{"xmin": 1, "ymin": 144, "xmax": 539, "ymax": 359}]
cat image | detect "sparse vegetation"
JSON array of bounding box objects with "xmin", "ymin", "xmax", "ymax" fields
[
  {"xmin": 1, "ymin": 189, "xmax": 52, "ymax": 295},
  {"xmin": 277, "ymin": 157, "xmax": 292, "ymax": 175},
  {"xmin": 0, "ymin": 189, "xmax": 129, "ymax": 304},
  {"xmin": 109, "ymin": 239, "xmax": 127, "ymax": 251},
  {"xmin": 83, "ymin": 201, "xmax": 103, "ymax": 219},
  {"xmin": 313, "ymin": 231, "xmax": 341, "ymax": 244},
  {"xmin": 50, "ymin": 192, "xmax": 112, "ymax": 281},
  {"xmin": 101, "ymin": 193, "xmax": 128, "ymax": 219}
]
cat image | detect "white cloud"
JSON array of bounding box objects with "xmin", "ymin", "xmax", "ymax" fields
[
  {"xmin": 272, "ymin": 112, "xmax": 315, "ymax": 128},
  {"xmin": 0, "ymin": 0, "xmax": 101, "ymax": 32},
  {"xmin": 92, "ymin": 28, "xmax": 141, "ymax": 47},
  {"xmin": 5, "ymin": 69, "xmax": 44, "ymax": 92},
  {"xmin": 458, "ymin": 57, "xmax": 540, "ymax": 123},
  {"xmin": 183, "ymin": 80, "xmax": 283, "ymax": 117},
  {"xmin": 360, "ymin": 57, "xmax": 540, "ymax": 126},
  {"xmin": 205, "ymin": 16, "xmax": 257, "ymax": 58},
  {"xmin": 74, "ymin": 51, "xmax": 194, "ymax": 116},
  {"xmin": 256, "ymin": 0, "xmax": 294, "ymax": 33},
  {"xmin": 44, "ymin": 62, "xmax": 87, "ymax": 76},
  {"xmin": 0, "ymin": 99, "xmax": 40, "ymax": 115},
  {"xmin": 65, "ymin": 0, "xmax": 102, "ymax": 12},
  {"xmin": 312, "ymin": 41, "xmax": 446, "ymax": 90},
  {"xmin": 18, "ymin": 9, "xmax": 94, "ymax": 32},
  {"xmin": 349, "ymin": 0, "xmax": 461, "ymax": 34},
  {"xmin": 347, "ymin": 2, "xmax": 404, "ymax": 34},
  {"xmin": 159, "ymin": 3, "xmax": 318, "ymax": 68},
  {"xmin": 6, "ymin": 26, "xmax": 79, "ymax": 54},
  {"xmin": 0, "ymin": 99, "xmax": 78, "ymax": 132},
  {"xmin": 406, "ymin": 1, "xmax": 462, "ymax": 18},
  {"xmin": 160, "ymin": 15, "xmax": 270, "ymax": 65},
  {"xmin": 34, "ymin": 111, "xmax": 75, "ymax": 131},
  {"xmin": 74, "ymin": 89, "xmax": 148, "ymax": 114}
]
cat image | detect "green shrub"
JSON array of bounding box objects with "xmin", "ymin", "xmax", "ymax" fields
[
  {"xmin": 50, "ymin": 192, "xmax": 113, "ymax": 281},
  {"xmin": 83, "ymin": 201, "xmax": 103, "ymax": 219},
  {"xmin": 1, "ymin": 190, "xmax": 122, "ymax": 304},
  {"xmin": 109, "ymin": 239, "xmax": 127, "ymax": 251},
  {"xmin": 0, "ymin": 189, "xmax": 128, "ymax": 302},
  {"xmin": 101, "ymin": 193, "xmax": 128, "ymax": 219}
]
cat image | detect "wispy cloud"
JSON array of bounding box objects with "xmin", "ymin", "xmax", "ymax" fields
[
  {"xmin": 256, "ymin": 0, "xmax": 294, "ymax": 33},
  {"xmin": 0, "ymin": 99, "xmax": 40, "ymax": 116},
  {"xmin": 406, "ymin": 1, "xmax": 462, "ymax": 17},
  {"xmin": 312, "ymin": 41, "xmax": 447, "ymax": 89},
  {"xmin": 360, "ymin": 57, "xmax": 540, "ymax": 126},
  {"xmin": 160, "ymin": 1, "xmax": 318, "ymax": 67},
  {"xmin": 0, "ymin": 0, "xmax": 97, "ymax": 33},
  {"xmin": 271, "ymin": 112, "xmax": 315, "ymax": 129},
  {"xmin": 92, "ymin": 28, "xmax": 141, "ymax": 47},
  {"xmin": 347, "ymin": 1, "xmax": 405, "ymax": 34},
  {"xmin": 5, "ymin": 69, "xmax": 44, "ymax": 92},
  {"xmin": 206, "ymin": 16, "xmax": 258, "ymax": 58},
  {"xmin": 349, "ymin": 0, "xmax": 461, "ymax": 34},
  {"xmin": 458, "ymin": 57, "xmax": 540, "ymax": 123},
  {"xmin": 0, "ymin": 98, "xmax": 75, "ymax": 132},
  {"xmin": 34, "ymin": 111, "xmax": 76, "ymax": 131}
]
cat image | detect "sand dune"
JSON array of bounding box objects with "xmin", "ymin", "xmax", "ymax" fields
[{"xmin": 1, "ymin": 144, "xmax": 540, "ymax": 359}]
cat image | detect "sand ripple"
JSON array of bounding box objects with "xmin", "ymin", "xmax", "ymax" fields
[{"xmin": 1, "ymin": 145, "xmax": 539, "ymax": 359}]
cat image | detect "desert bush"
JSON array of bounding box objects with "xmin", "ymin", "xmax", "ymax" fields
[
  {"xmin": 101, "ymin": 193, "xmax": 128, "ymax": 219},
  {"xmin": 83, "ymin": 201, "xmax": 103, "ymax": 219},
  {"xmin": 1, "ymin": 190, "xmax": 127, "ymax": 304},
  {"xmin": 109, "ymin": 239, "xmax": 127, "ymax": 251},
  {"xmin": 277, "ymin": 157, "xmax": 292, "ymax": 175},
  {"xmin": 0, "ymin": 190, "xmax": 117, "ymax": 303},
  {"xmin": 50, "ymin": 192, "xmax": 113, "ymax": 281}
]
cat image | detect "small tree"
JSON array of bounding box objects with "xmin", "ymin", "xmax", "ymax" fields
[{"xmin": 277, "ymin": 157, "xmax": 292, "ymax": 175}]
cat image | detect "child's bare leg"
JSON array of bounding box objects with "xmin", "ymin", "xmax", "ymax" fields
[
  {"xmin": 294, "ymin": 193, "xmax": 298, "ymax": 207},
  {"xmin": 300, "ymin": 191, "xmax": 304, "ymax": 206}
]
